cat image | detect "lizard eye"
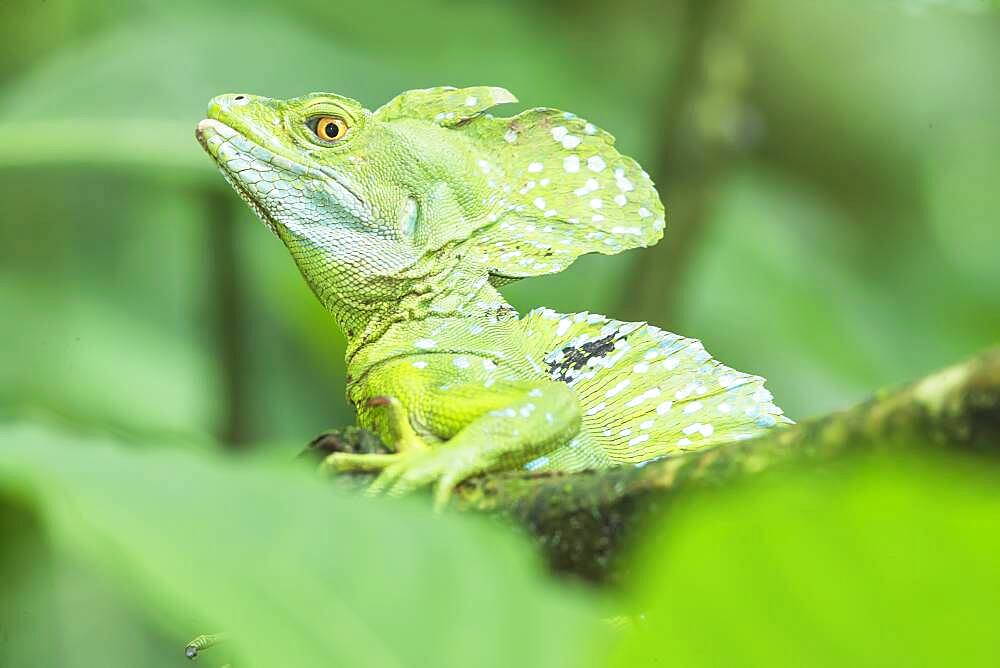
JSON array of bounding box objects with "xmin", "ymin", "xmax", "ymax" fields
[{"xmin": 308, "ymin": 116, "xmax": 349, "ymax": 142}]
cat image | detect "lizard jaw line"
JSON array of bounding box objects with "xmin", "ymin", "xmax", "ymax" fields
[
  {"xmin": 195, "ymin": 118, "xmax": 367, "ymax": 226},
  {"xmin": 196, "ymin": 119, "xmax": 282, "ymax": 235}
]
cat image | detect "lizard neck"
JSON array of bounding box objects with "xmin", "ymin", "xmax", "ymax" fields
[{"xmin": 324, "ymin": 256, "xmax": 516, "ymax": 369}]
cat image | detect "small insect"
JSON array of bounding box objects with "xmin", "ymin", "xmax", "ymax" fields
[{"xmin": 184, "ymin": 632, "xmax": 226, "ymax": 660}]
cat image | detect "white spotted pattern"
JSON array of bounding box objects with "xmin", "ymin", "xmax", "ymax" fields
[{"xmin": 511, "ymin": 307, "xmax": 790, "ymax": 470}]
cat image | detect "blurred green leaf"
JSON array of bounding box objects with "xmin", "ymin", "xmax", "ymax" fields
[
  {"xmin": 612, "ymin": 453, "xmax": 1000, "ymax": 666},
  {"xmin": 0, "ymin": 424, "xmax": 606, "ymax": 667},
  {"xmin": 0, "ymin": 502, "xmax": 180, "ymax": 667},
  {"xmin": 678, "ymin": 169, "xmax": 895, "ymax": 416},
  {"xmin": 0, "ymin": 11, "xmax": 407, "ymax": 174},
  {"xmin": 0, "ymin": 280, "xmax": 219, "ymax": 438}
]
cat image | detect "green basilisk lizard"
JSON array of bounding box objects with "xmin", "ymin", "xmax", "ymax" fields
[{"xmin": 196, "ymin": 86, "xmax": 790, "ymax": 510}]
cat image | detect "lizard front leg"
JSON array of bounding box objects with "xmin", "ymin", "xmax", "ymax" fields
[
  {"xmin": 360, "ymin": 358, "xmax": 581, "ymax": 510},
  {"xmin": 319, "ymin": 396, "xmax": 429, "ymax": 475}
]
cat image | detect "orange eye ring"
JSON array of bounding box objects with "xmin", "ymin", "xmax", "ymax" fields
[{"xmin": 311, "ymin": 116, "xmax": 348, "ymax": 142}]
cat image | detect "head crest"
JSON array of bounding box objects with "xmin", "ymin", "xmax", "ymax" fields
[{"xmin": 377, "ymin": 86, "xmax": 666, "ymax": 279}]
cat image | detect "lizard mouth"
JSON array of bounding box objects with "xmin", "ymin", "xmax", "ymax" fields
[
  {"xmin": 196, "ymin": 118, "xmax": 282, "ymax": 234},
  {"xmin": 195, "ymin": 118, "xmax": 365, "ymax": 234}
]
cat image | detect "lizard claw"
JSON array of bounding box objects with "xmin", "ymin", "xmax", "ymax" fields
[
  {"xmin": 432, "ymin": 473, "xmax": 460, "ymax": 512},
  {"xmin": 365, "ymin": 450, "xmax": 466, "ymax": 512}
]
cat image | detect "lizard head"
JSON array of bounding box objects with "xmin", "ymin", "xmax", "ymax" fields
[
  {"xmin": 196, "ymin": 91, "xmax": 421, "ymax": 320},
  {"xmin": 196, "ymin": 87, "xmax": 665, "ymax": 320}
]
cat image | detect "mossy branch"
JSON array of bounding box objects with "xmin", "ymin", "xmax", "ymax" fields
[
  {"xmin": 312, "ymin": 348, "xmax": 1000, "ymax": 582},
  {"xmin": 461, "ymin": 347, "xmax": 1000, "ymax": 581}
]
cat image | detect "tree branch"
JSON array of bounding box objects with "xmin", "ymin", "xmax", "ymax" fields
[
  {"xmin": 450, "ymin": 348, "xmax": 1000, "ymax": 582},
  {"xmin": 309, "ymin": 349, "xmax": 999, "ymax": 582}
]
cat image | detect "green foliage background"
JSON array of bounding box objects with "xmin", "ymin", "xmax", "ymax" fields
[{"xmin": 0, "ymin": 0, "xmax": 998, "ymax": 665}]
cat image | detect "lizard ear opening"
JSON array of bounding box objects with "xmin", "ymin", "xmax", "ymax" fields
[{"xmin": 459, "ymin": 107, "xmax": 665, "ymax": 279}]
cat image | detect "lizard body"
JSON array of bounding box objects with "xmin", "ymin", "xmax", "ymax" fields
[{"xmin": 196, "ymin": 86, "xmax": 790, "ymax": 506}]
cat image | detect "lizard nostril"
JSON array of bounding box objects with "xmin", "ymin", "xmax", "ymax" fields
[{"xmin": 234, "ymin": 95, "xmax": 246, "ymax": 101}]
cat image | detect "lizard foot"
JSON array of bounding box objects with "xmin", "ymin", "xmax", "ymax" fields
[
  {"xmin": 317, "ymin": 396, "xmax": 431, "ymax": 476},
  {"xmin": 300, "ymin": 426, "xmax": 389, "ymax": 465},
  {"xmin": 320, "ymin": 451, "xmax": 402, "ymax": 475},
  {"xmin": 366, "ymin": 447, "xmax": 479, "ymax": 512}
]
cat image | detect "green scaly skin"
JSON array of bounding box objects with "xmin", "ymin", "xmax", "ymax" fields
[{"xmin": 195, "ymin": 86, "xmax": 791, "ymax": 509}]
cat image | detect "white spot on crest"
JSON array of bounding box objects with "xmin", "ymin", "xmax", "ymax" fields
[
  {"xmin": 414, "ymin": 339, "xmax": 437, "ymax": 349},
  {"xmin": 477, "ymin": 159, "xmax": 491, "ymax": 173},
  {"xmin": 606, "ymin": 379, "xmax": 631, "ymax": 398},
  {"xmin": 638, "ymin": 207, "xmax": 652, "ymax": 218},
  {"xmin": 528, "ymin": 162, "xmax": 544, "ymax": 173},
  {"xmin": 453, "ymin": 356, "xmax": 471, "ymax": 369},
  {"xmin": 656, "ymin": 401, "xmax": 673, "ymax": 415},
  {"xmin": 587, "ymin": 156, "xmax": 606, "ymax": 172},
  {"xmin": 465, "ymin": 95, "xmax": 478, "ymax": 106},
  {"xmin": 411, "ymin": 361, "xmax": 428, "ymax": 369},
  {"xmin": 614, "ymin": 194, "xmax": 627, "ymax": 206},
  {"xmin": 590, "ymin": 198, "xmax": 603, "ymax": 209},
  {"xmin": 524, "ymin": 456, "xmax": 549, "ymax": 471},
  {"xmin": 683, "ymin": 401, "xmax": 703, "ymax": 414},
  {"xmin": 533, "ymin": 197, "xmax": 547, "ymax": 210},
  {"xmin": 563, "ymin": 156, "xmax": 580, "ymax": 173},
  {"xmin": 561, "ymin": 135, "xmax": 581, "ymax": 149},
  {"xmin": 551, "ymin": 126, "xmax": 569, "ymax": 141},
  {"xmin": 629, "ymin": 434, "xmax": 650, "ymax": 446},
  {"xmin": 504, "ymin": 129, "xmax": 518, "ymax": 143},
  {"xmin": 615, "ymin": 171, "xmax": 634, "ymax": 192},
  {"xmin": 556, "ymin": 319, "xmax": 572, "ymax": 336}
]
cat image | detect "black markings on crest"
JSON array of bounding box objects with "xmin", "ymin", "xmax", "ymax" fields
[{"xmin": 546, "ymin": 334, "xmax": 616, "ymax": 383}]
